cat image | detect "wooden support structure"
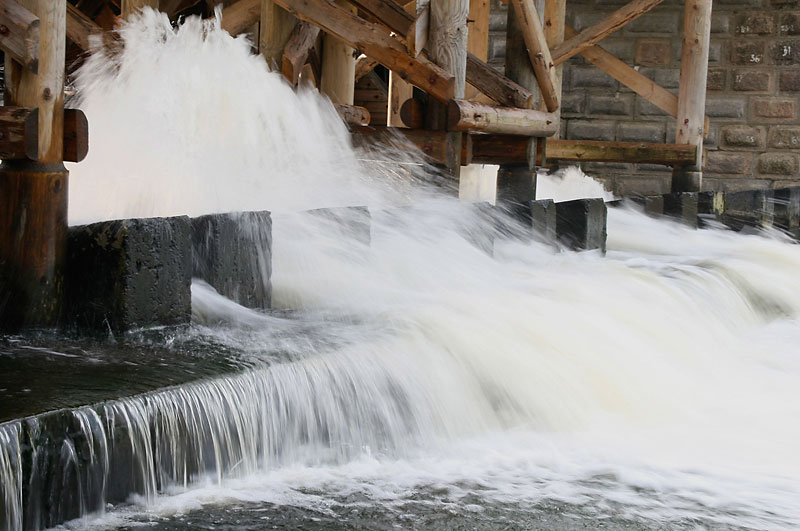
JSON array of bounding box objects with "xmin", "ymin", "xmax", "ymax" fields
[
  {"xmin": 219, "ymin": 0, "xmax": 261, "ymax": 37},
  {"xmin": 405, "ymin": 2, "xmax": 428, "ymax": 57},
  {"xmin": 63, "ymin": 108, "xmax": 89, "ymax": 163},
  {"xmin": 347, "ymin": 0, "xmax": 413, "ymax": 37},
  {"xmin": 66, "ymin": 2, "xmax": 102, "ymax": 50},
  {"xmin": 468, "ymin": 137, "xmax": 697, "ymax": 167},
  {"xmin": 543, "ymin": 0, "xmax": 565, "ymax": 120},
  {"xmin": 510, "ymin": 0, "xmax": 558, "ymax": 112},
  {"xmin": 320, "ymin": 1, "xmax": 357, "ymax": 105},
  {"xmin": 121, "ymin": 0, "xmax": 158, "ymax": 19},
  {"xmin": 351, "ymin": 125, "xmax": 462, "ymax": 166},
  {"xmin": 335, "ymin": 103, "xmax": 370, "ymax": 125},
  {"xmin": 0, "ymin": 0, "xmax": 39, "ymax": 73},
  {"xmin": 448, "ymin": 99, "xmax": 558, "ymax": 136},
  {"xmin": 0, "ymin": 106, "xmax": 37, "ymax": 159},
  {"xmin": 466, "ymin": 53, "xmax": 533, "ymax": 109},
  {"xmin": 464, "ymin": 0, "xmax": 489, "ymax": 100},
  {"xmin": 1, "ymin": 0, "xmax": 68, "ymax": 328},
  {"xmin": 399, "ymin": 97, "xmax": 424, "ymax": 128},
  {"xmin": 551, "ymin": 0, "xmax": 665, "ymax": 65},
  {"xmin": 673, "ymin": 0, "xmax": 712, "ymax": 192},
  {"xmin": 388, "ymin": 71, "xmax": 413, "ymax": 126},
  {"xmin": 260, "ymin": 0, "xmax": 296, "ymax": 69},
  {"xmin": 274, "ymin": 0, "xmax": 455, "ymax": 103},
  {"xmin": 281, "ymin": 21, "xmax": 319, "ymax": 85},
  {"xmin": 354, "ymin": 54, "xmax": 378, "ymax": 81}
]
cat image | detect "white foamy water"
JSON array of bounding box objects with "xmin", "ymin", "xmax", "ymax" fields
[{"xmin": 42, "ymin": 9, "xmax": 800, "ymax": 531}]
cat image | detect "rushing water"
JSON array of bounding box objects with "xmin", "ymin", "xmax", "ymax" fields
[{"xmin": 0, "ymin": 8, "xmax": 799, "ymax": 531}]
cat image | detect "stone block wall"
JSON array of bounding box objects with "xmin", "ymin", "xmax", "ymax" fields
[{"xmin": 487, "ymin": 0, "xmax": 800, "ymax": 195}]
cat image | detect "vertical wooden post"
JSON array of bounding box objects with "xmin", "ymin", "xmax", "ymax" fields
[
  {"xmin": 543, "ymin": 0, "xmax": 565, "ymax": 129},
  {"xmin": 464, "ymin": 0, "xmax": 490, "ymax": 100},
  {"xmin": 121, "ymin": 0, "xmax": 158, "ymax": 18},
  {"xmin": 497, "ymin": 0, "xmax": 541, "ymax": 210},
  {"xmin": 428, "ymin": 0, "xmax": 469, "ymax": 178},
  {"xmin": 0, "ymin": 0, "xmax": 68, "ymax": 329},
  {"xmin": 388, "ymin": 73, "xmax": 413, "ymax": 126},
  {"xmin": 260, "ymin": 0, "xmax": 296, "ymax": 69},
  {"xmin": 320, "ymin": 0, "xmax": 356, "ymax": 104},
  {"xmin": 673, "ymin": 0, "xmax": 712, "ymax": 192}
]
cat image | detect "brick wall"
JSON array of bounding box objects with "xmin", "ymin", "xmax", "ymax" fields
[{"xmin": 487, "ymin": 0, "xmax": 800, "ymax": 195}]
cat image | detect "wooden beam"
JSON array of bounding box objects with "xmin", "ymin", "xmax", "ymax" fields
[
  {"xmin": 335, "ymin": 103, "xmax": 370, "ymax": 125},
  {"xmin": 448, "ymin": 99, "xmax": 558, "ymax": 136},
  {"xmin": 510, "ymin": 0, "xmax": 558, "ymax": 112},
  {"xmin": 320, "ymin": 0, "xmax": 357, "ymax": 105},
  {"xmin": 347, "ymin": 0, "xmax": 413, "ymax": 37},
  {"xmin": 0, "ymin": 106, "xmax": 37, "ymax": 159},
  {"xmin": 543, "ymin": 0, "xmax": 565, "ymax": 117},
  {"xmin": 351, "ymin": 125, "xmax": 455, "ymax": 165},
  {"xmin": 66, "ymin": 2, "xmax": 101, "ymax": 50},
  {"xmin": 281, "ymin": 21, "xmax": 319, "ymax": 85},
  {"xmin": 63, "ymin": 108, "xmax": 88, "ymax": 163},
  {"xmin": 388, "ymin": 70, "xmax": 413, "ymax": 126},
  {"xmin": 551, "ymin": 0, "xmax": 665, "ymax": 65},
  {"xmin": 466, "ymin": 53, "xmax": 533, "ymax": 108},
  {"xmin": 219, "ymin": 0, "xmax": 261, "ymax": 37},
  {"xmin": 354, "ymin": 54, "xmax": 379, "ymax": 80},
  {"xmin": 121, "ymin": 0, "xmax": 158, "ymax": 19},
  {"xmin": 0, "ymin": 0, "xmax": 38, "ymax": 73},
  {"xmin": 399, "ymin": 97, "xmax": 424, "ymax": 128},
  {"xmin": 260, "ymin": 0, "xmax": 296, "ymax": 69},
  {"xmin": 469, "ymin": 136, "xmax": 697, "ymax": 166},
  {"xmin": 405, "ymin": 2, "xmax": 428, "ymax": 57},
  {"xmin": 274, "ymin": 0, "xmax": 455, "ymax": 103},
  {"xmin": 674, "ymin": 0, "xmax": 712, "ymax": 191}
]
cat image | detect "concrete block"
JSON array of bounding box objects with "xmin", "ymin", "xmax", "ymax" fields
[
  {"xmin": 662, "ymin": 192, "xmax": 699, "ymax": 228},
  {"xmin": 768, "ymin": 126, "xmax": 800, "ymax": 148},
  {"xmin": 720, "ymin": 190, "xmax": 774, "ymax": 230},
  {"xmin": 771, "ymin": 40, "xmax": 800, "ymax": 65},
  {"xmin": 555, "ymin": 198, "xmax": 608, "ymax": 252},
  {"xmin": 586, "ymin": 94, "xmax": 634, "ymax": 116},
  {"xmin": 720, "ymin": 125, "xmax": 765, "ymax": 149},
  {"xmin": 770, "ymin": 187, "xmax": 800, "ymax": 236},
  {"xmin": 705, "ymin": 97, "xmax": 747, "ymax": 119},
  {"xmin": 735, "ymin": 12, "xmax": 776, "ymax": 35},
  {"xmin": 733, "ymin": 69, "xmax": 771, "ymax": 91},
  {"xmin": 529, "ymin": 199, "xmax": 557, "ymax": 242},
  {"xmin": 704, "ymin": 151, "xmax": 754, "ymax": 175},
  {"xmin": 66, "ymin": 216, "xmax": 192, "ymax": 334},
  {"xmin": 729, "ymin": 40, "xmax": 766, "ymax": 65},
  {"xmin": 697, "ymin": 191, "xmax": 725, "ymax": 227},
  {"xmin": 780, "ymin": 70, "xmax": 800, "ymax": 91},
  {"xmin": 191, "ymin": 211, "xmax": 272, "ymax": 310},
  {"xmin": 758, "ymin": 152, "xmax": 798, "ymax": 175},
  {"xmin": 629, "ymin": 195, "xmax": 665, "ymax": 216},
  {"xmin": 307, "ymin": 206, "xmax": 371, "ymax": 245},
  {"xmin": 751, "ymin": 97, "xmax": 797, "ymax": 119}
]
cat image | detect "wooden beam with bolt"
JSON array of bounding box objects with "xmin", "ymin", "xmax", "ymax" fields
[
  {"xmin": 510, "ymin": 0, "xmax": 558, "ymax": 112},
  {"xmin": 551, "ymin": 0, "xmax": 665, "ymax": 65}
]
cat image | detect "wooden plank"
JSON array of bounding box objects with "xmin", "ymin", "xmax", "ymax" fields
[
  {"xmin": 66, "ymin": 2, "xmax": 101, "ymax": 50},
  {"xmin": 260, "ymin": 0, "xmax": 296, "ymax": 69},
  {"xmin": 274, "ymin": 0, "xmax": 455, "ymax": 103},
  {"xmin": 551, "ymin": 0, "xmax": 665, "ymax": 65},
  {"xmin": 469, "ymin": 136, "xmax": 697, "ymax": 166},
  {"xmin": 510, "ymin": 0, "xmax": 558, "ymax": 111},
  {"xmin": 320, "ymin": 1, "xmax": 357, "ymax": 105},
  {"xmin": 388, "ymin": 70, "xmax": 413, "ymax": 126},
  {"xmin": 354, "ymin": 54, "xmax": 379, "ymax": 80},
  {"xmin": 335, "ymin": 103, "xmax": 371, "ymax": 125},
  {"xmin": 405, "ymin": 2, "xmax": 428, "ymax": 57},
  {"xmin": 464, "ymin": 0, "xmax": 489, "ymax": 99},
  {"xmin": 543, "ymin": 0, "xmax": 565, "ymax": 116},
  {"xmin": 63, "ymin": 108, "xmax": 88, "ymax": 163},
  {"xmin": 429, "ymin": 0, "xmax": 468, "ymax": 99},
  {"xmin": 447, "ymin": 99, "xmax": 558, "ymax": 136},
  {"xmin": 347, "ymin": 0, "xmax": 413, "ymax": 37},
  {"xmin": 0, "ymin": 0, "xmax": 39, "ymax": 73},
  {"xmin": 281, "ymin": 21, "xmax": 319, "ymax": 85},
  {"xmin": 0, "ymin": 106, "xmax": 37, "ymax": 159},
  {"xmin": 219, "ymin": 0, "xmax": 261, "ymax": 37},
  {"xmin": 675, "ymin": 0, "xmax": 712, "ymax": 188},
  {"xmin": 465, "ymin": 53, "xmax": 533, "ymax": 108},
  {"xmin": 351, "ymin": 125, "xmax": 454, "ymax": 165}
]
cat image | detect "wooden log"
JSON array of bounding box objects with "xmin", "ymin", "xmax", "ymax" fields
[
  {"xmin": 320, "ymin": 0, "xmax": 357, "ymax": 105},
  {"xmin": 0, "ymin": 0, "xmax": 38, "ymax": 73},
  {"xmin": 551, "ymin": 0, "xmax": 665, "ymax": 65},
  {"xmin": 354, "ymin": 54, "xmax": 379, "ymax": 80},
  {"xmin": 674, "ymin": 0, "xmax": 712, "ymax": 191},
  {"xmin": 121, "ymin": 0, "xmax": 158, "ymax": 19},
  {"xmin": 466, "ymin": 53, "xmax": 533, "ymax": 108},
  {"xmin": 260, "ymin": 0, "xmax": 296, "ymax": 69},
  {"xmin": 543, "ymin": 0, "xmax": 565, "ymax": 111},
  {"xmin": 66, "ymin": 2, "xmax": 102, "ymax": 50},
  {"xmin": 448, "ymin": 99, "xmax": 558, "ymax": 136},
  {"xmin": 220, "ymin": 0, "xmax": 261, "ymax": 37},
  {"xmin": 63, "ymin": 108, "xmax": 88, "ymax": 163},
  {"xmin": 429, "ymin": 0, "xmax": 468, "ymax": 100},
  {"xmin": 335, "ymin": 103, "xmax": 371, "ymax": 125},
  {"xmin": 405, "ymin": 2, "xmax": 428, "ymax": 57},
  {"xmin": 469, "ymin": 136, "xmax": 697, "ymax": 166},
  {"xmin": 0, "ymin": 106, "xmax": 36, "ymax": 159},
  {"xmin": 0, "ymin": 0, "xmax": 67, "ymax": 328},
  {"xmin": 351, "ymin": 125, "xmax": 454, "ymax": 165},
  {"xmin": 510, "ymin": 0, "xmax": 558, "ymax": 112},
  {"xmin": 399, "ymin": 97, "xmax": 424, "ymax": 128},
  {"xmin": 464, "ymin": 0, "xmax": 489, "ymax": 100},
  {"xmin": 281, "ymin": 20, "xmax": 319, "ymax": 85},
  {"xmin": 274, "ymin": 0, "xmax": 455, "ymax": 103}
]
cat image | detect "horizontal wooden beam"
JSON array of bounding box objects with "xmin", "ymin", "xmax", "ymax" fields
[
  {"xmin": 469, "ymin": 135, "xmax": 697, "ymax": 166},
  {"xmin": 352, "ymin": 125, "xmax": 461, "ymax": 165},
  {"xmin": 348, "ymin": 0, "xmax": 413, "ymax": 37},
  {"xmin": 66, "ymin": 3, "xmax": 110, "ymax": 50},
  {"xmin": 274, "ymin": 0, "xmax": 454, "ymax": 103},
  {"xmin": 0, "ymin": 106, "xmax": 37, "ymax": 159},
  {"xmin": 551, "ymin": 0, "xmax": 665, "ymax": 65},
  {"xmin": 281, "ymin": 20, "xmax": 319, "ymax": 86},
  {"xmin": 0, "ymin": 0, "xmax": 38, "ymax": 73},
  {"xmin": 447, "ymin": 99, "xmax": 558, "ymax": 136},
  {"xmin": 510, "ymin": 0, "xmax": 558, "ymax": 111},
  {"xmin": 219, "ymin": 0, "xmax": 260, "ymax": 37},
  {"xmin": 335, "ymin": 103, "xmax": 371, "ymax": 125},
  {"xmin": 466, "ymin": 53, "xmax": 532, "ymax": 109}
]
